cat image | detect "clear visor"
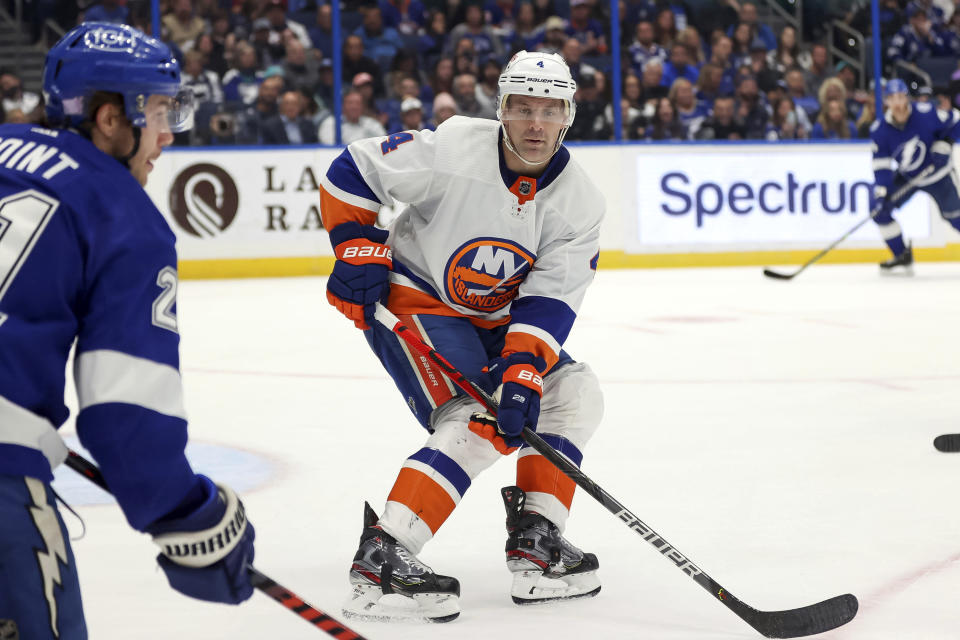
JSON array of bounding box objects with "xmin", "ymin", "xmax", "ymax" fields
[
  {"xmin": 141, "ymin": 88, "xmax": 195, "ymax": 133},
  {"xmin": 500, "ymin": 100, "xmax": 568, "ymax": 124}
]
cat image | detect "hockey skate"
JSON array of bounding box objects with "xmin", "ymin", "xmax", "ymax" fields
[
  {"xmin": 502, "ymin": 486, "xmax": 601, "ymax": 605},
  {"xmin": 342, "ymin": 502, "xmax": 460, "ymax": 623},
  {"xmin": 879, "ymin": 243, "xmax": 914, "ymax": 276}
]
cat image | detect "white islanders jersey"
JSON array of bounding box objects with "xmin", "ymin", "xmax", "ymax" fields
[{"xmin": 320, "ymin": 116, "xmax": 605, "ymax": 370}]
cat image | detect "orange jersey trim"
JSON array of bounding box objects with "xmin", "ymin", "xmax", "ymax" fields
[
  {"xmin": 517, "ymin": 453, "xmax": 576, "ymax": 509},
  {"xmin": 503, "ymin": 332, "xmax": 559, "ymax": 372},
  {"xmin": 387, "ymin": 284, "xmax": 511, "ymax": 330},
  {"xmin": 386, "ymin": 467, "xmax": 457, "ymax": 534},
  {"xmin": 319, "ymin": 184, "xmax": 378, "ymax": 230}
]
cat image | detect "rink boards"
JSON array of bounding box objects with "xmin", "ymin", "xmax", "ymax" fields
[{"xmin": 141, "ymin": 141, "xmax": 960, "ymax": 279}]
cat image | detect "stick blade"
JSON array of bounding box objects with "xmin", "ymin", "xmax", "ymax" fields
[
  {"xmin": 934, "ymin": 434, "xmax": 960, "ymax": 452},
  {"xmin": 744, "ymin": 594, "xmax": 859, "ymax": 639},
  {"xmin": 762, "ymin": 268, "xmax": 795, "ymax": 281}
]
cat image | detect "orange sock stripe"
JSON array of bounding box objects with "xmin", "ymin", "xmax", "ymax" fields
[
  {"xmin": 516, "ymin": 454, "xmax": 576, "ymax": 509},
  {"xmin": 386, "ymin": 467, "xmax": 457, "ymax": 534}
]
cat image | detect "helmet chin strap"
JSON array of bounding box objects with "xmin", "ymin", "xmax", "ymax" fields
[
  {"xmin": 117, "ymin": 126, "xmax": 142, "ymax": 168},
  {"xmin": 500, "ymin": 123, "xmax": 568, "ymax": 168}
]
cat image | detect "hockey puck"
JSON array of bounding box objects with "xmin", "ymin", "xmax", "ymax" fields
[{"xmin": 933, "ymin": 434, "xmax": 960, "ymax": 453}]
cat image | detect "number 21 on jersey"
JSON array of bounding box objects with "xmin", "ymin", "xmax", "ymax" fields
[{"xmin": 0, "ymin": 190, "xmax": 59, "ymax": 327}]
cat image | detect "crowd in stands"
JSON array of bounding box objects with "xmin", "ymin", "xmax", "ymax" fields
[{"xmin": 4, "ymin": 0, "xmax": 960, "ymax": 144}]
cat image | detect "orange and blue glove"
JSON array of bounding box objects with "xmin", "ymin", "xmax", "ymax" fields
[
  {"xmin": 472, "ymin": 352, "xmax": 546, "ymax": 451},
  {"xmin": 326, "ymin": 222, "xmax": 392, "ymax": 330}
]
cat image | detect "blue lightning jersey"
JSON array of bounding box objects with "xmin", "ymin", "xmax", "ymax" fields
[
  {"xmin": 870, "ymin": 101, "xmax": 960, "ymax": 191},
  {"xmin": 0, "ymin": 124, "xmax": 201, "ymax": 531}
]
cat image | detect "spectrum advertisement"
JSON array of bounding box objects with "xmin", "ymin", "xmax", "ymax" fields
[{"xmin": 627, "ymin": 145, "xmax": 932, "ymax": 251}]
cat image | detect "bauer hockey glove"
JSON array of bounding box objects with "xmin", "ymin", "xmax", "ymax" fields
[
  {"xmin": 327, "ymin": 222, "xmax": 392, "ymax": 330},
  {"xmin": 147, "ymin": 475, "xmax": 255, "ymax": 605},
  {"xmin": 480, "ymin": 352, "xmax": 546, "ymax": 448}
]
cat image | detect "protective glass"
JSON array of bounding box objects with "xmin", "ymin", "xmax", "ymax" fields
[
  {"xmin": 500, "ymin": 99, "xmax": 568, "ymax": 124},
  {"xmin": 142, "ymin": 88, "xmax": 195, "ymax": 133}
]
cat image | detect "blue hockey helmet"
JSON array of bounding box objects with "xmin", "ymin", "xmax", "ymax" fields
[
  {"xmin": 43, "ymin": 22, "xmax": 193, "ymax": 132},
  {"xmin": 883, "ymin": 78, "xmax": 909, "ymax": 98}
]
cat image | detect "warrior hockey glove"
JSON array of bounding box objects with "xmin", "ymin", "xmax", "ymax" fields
[
  {"xmin": 327, "ymin": 222, "xmax": 392, "ymax": 330},
  {"xmin": 481, "ymin": 352, "xmax": 546, "ymax": 448},
  {"xmin": 147, "ymin": 475, "xmax": 255, "ymax": 605}
]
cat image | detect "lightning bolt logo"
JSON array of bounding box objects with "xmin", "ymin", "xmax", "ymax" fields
[{"xmin": 26, "ymin": 477, "xmax": 68, "ymax": 638}]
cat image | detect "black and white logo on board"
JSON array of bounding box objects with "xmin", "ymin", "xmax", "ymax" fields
[{"xmin": 169, "ymin": 163, "xmax": 239, "ymax": 238}]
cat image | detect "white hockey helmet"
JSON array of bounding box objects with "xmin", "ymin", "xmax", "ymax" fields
[{"xmin": 497, "ymin": 50, "xmax": 577, "ymax": 127}]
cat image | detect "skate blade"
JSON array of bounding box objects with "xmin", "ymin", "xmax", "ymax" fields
[
  {"xmin": 510, "ymin": 569, "xmax": 601, "ymax": 605},
  {"xmin": 342, "ymin": 584, "xmax": 460, "ymax": 623},
  {"xmin": 879, "ymin": 265, "xmax": 914, "ymax": 277}
]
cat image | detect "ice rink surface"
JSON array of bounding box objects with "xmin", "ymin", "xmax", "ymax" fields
[{"xmin": 52, "ymin": 263, "xmax": 960, "ymax": 640}]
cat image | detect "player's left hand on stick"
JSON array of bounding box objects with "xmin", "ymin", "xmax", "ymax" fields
[
  {"xmin": 480, "ymin": 352, "xmax": 546, "ymax": 448},
  {"xmin": 327, "ymin": 222, "xmax": 392, "ymax": 330},
  {"xmin": 147, "ymin": 476, "xmax": 256, "ymax": 605}
]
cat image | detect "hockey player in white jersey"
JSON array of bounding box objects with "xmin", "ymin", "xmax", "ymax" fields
[{"xmin": 320, "ymin": 51, "xmax": 605, "ymax": 621}]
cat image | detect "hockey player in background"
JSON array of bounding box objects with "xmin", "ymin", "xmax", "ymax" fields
[
  {"xmin": 320, "ymin": 50, "xmax": 605, "ymax": 622},
  {"xmin": 0, "ymin": 23, "xmax": 255, "ymax": 639},
  {"xmin": 870, "ymin": 77, "xmax": 960, "ymax": 273}
]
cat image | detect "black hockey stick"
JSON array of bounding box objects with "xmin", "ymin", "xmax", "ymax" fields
[
  {"xmin": 762, "ymin": 164, "xmax": 934, "ymax": 280},
  {"xmin": 934, "ymin": 434, "xmax": 960, "ymax": 452},
  {"xmin": 373, "ymin": 303, "xmax": 858, "ymax": 638},
  {"xmin": 64, "ymin": 450, "xmax": 369, "ymax": 640}
]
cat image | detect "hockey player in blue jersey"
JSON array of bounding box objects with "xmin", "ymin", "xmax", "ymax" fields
[
  {"xmin": 0, "ymin": 23, "xmax": 255, "ymax": 639},
  {"xmin": 870, "ymin": 77, "xmax": 960, "ymax": 273}
]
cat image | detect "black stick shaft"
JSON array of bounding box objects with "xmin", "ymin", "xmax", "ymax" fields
[
  {"xmin": 63, "ymin": 450, "xmax": 369, "ymax": 640},
  {"xmin": 373, "ymin": 304, "xmax": 858, "ymax": 638}
]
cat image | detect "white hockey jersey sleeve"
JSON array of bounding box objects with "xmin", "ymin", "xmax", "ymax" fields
[{"xmin": 319, "ymin": 130, "xmax": 437, "ymax": 231}]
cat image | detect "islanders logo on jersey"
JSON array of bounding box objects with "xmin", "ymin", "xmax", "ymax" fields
[{"xmin": 444, "ymin": 238, "xmax": 536, "ymax": 312}]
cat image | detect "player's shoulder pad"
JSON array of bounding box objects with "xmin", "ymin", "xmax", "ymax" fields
[
  {"xmin": 916, "ymin": 102, "xmax": 933, "ymax": 114},
  {"xmin": 548, "ymin": 153, "xmax": 606, "ymax": 230}
]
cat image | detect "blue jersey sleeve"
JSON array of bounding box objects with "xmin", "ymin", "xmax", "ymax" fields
[{"xmin": 869, "ymin": 121, "xmax": 894, "ymax": 190}]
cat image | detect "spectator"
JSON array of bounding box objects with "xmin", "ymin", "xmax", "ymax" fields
[
  {"xmin": 309, "ymin": 4, "xmax": 334, "ymax": 56},
  {"xmin": 318, "ymin": 89, "xmax": 387, "ymax": 144},
  {"xmin": 886, "ymin": 5, "xmax": 943, "ymax": 63},
  {"xmin": 764, "ymin": 96, "xmax": 805, "ymax": 140},
  {"xmin": 730, "ymin": 22, "xmax": 755, "ymax": 70},
  {"xmin": 535, "ymin": 16, "xmax": 569, "ymax": 55},
  {"xmin": 505, "ymin": 2, "xmax": 542, "ymax": 53},
  {"xmin": 767, "ymin": 25, "xmax": 809, "ymax": 74},
  {"xmin": 747, "ymin": 37, "xmax": 780, "ymax": 93},
  {"xmin": 696, "ymin": 95, "xmax": 746, "ymax": 139},
  {"xmin": 810, "ymin": 97, "xmax": 857, "ymax": 139},
  {"xmin": 676, "ymin": 26, "xmax": 705, "ymax": 65},
  {"xmin": 640, "ymin": 57, "xmax": 669, "ymax": 103},
  {"xmin": 262, "ymin": 90, "xmax": 321, "ymax": 143},
  {"xmin": 804, "ymin": 43, "xmax": 831, "ymax": 96},
  {"xmin": 316, "ymin": 57, "xmax": 335, "ymax": 111},
  {"xmin": 661, "ymin": 44, "xmax": 699, "ymax": 87},
  {"xmin": 343, "ymin": 35, "xmax": 385, "ymax": 97},
  {"xmin": 708, "ymin": 33, "xmax": 737, "ymax": 94},
  {"xmin": 566, "ymin": 72, "xmax": 612, "ymax": 140},
  {"xmin": 3, "ymin": 108, "xmax": 28, "ymax": 124},
  {"xmin": 396, "ymin": 96, "xmax": 430, "ymax": 132},
  {"xmin": 351, "ymin": 72, "xmax": 383, "ymax": 122},
  {"xmin": 380, "ymin": 0, "xmax": 427, "ymax": 35},
  {"xmin": 629, "ymin": 21, "xmax": 667, "ymax": 76},
  {"xmin": 162, "ymin": 0, "xmax": 207, "ymax": 53},
  {"xmin": 251, "ymin": 18, "xmax": 282, "ymax": 68},
  {"xmin": 282, "ymin": 39, "xmax": 321, "ymax": 95},
  {"xmin": 566, "ymin": 0, "xmax": 607, "ymax": 55},
  {"xmin": 854, "ymin": 93, "xmax": 875, "ymax": 137},
  {"xmin": 355, "ymin": 5, "xmax": 405, "ymax": 63},
  {"xmin": 447, "ymin": 2, "xmax": 505, "ymax": 61},
  {"xmin": 452, "ymin": 37, "xmax": 481, "ymax": 76},
  {"xmin": 265, "ymin": 0, "xmax": 312, "ymax": 50},
  {"xmin": 0, "ymin": 70, "xmax": 41, "ymax": 122},
  {"xmin": 818, "ymin": 75, "xmax": 860, "ymax": 123},
  {"xmin": 222, "ymin": 42, "xmax": 264, "ymax": 107},
  {"xmin": 430, "ymin": 56, "xmax": 456, "ymax": 96},
  {"xmin": 784, "ymin": 67, "xmax": 818, "ymax": 125},
  {"xmin": 561, "ymin": 37, "xmax": 597, "ymax": 83},
  {"xmin": 431, "ymin": 91, "xmax": 458, "ymax": 127},
  {"xmin": 476, "ymin": 57, "xmax": 501, "ymax": 115},
  {"xmin": 734, "ymin": 73, "xmax": 768, "ymax": 138},
  {"xmin": 193, "ymin": 31, "xmax": 228, "ymax": 80},
  {"xmin": 653, "ymin": 7, "xmax": 677, "ymax": 48},
  {"xmin": 645, "ymin": 96, "xmax": 686, "ymax": 140},
  {"xmin": 419, "ymin": 10, "xmax": 449, "ymax": 64},
  {"xmin": 83, "ymin": 0, "xmax": 129, "ymax": 24},
  {"xmin": 253, "ymin": 74, "xmax": 284, "ymax": 125},
  {"xmin": 727, "ymin": 2, "xmax": 776, "ymax": 51},
  {"xmin": 181, "ymin": 50, "xmax": 224, "ymax": 106},
  {"xmin": 452, "ymin": 73, "xmax": 496, "ymax": 119},
  {"xmin": 669, "ymin": 77, "xmax": 708, "ymax": 137},
  {"xmin": 695, "ymin": 62, "xmax": 726, "ymax": 109}
]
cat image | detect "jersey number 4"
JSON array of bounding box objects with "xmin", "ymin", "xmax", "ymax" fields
[
  {"xmin": 0, "ymin": 190, "xmax": 60, "ymax": 327},
  {"xmin": 381, "ymin": 132, "xmax": 414, "ymax": 155}
]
